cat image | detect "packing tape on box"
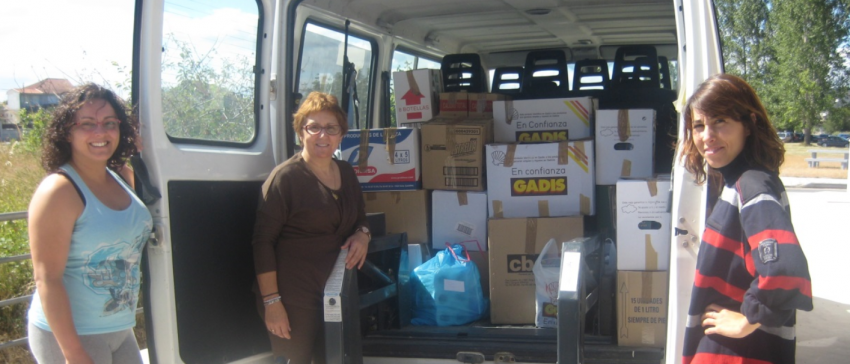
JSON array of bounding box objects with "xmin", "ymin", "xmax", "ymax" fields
[
  {"xmin": 580, "ymin": 194, "xmax": 591, "ymax": 216},
  {"xmin": 641, "ymin": 271, "xmax": 653, "ymax": 300},
  {"xmin": 618, "ymin": 109, "xmax": 631, "ymax": 142},
  {"xmin": 503, "ymin": 99, "xmax": 514, "ymax": 125},
  {"xmin": 406, "ymin": 71, "xmax": 421, "ymax": 97},
  {"xmin": 647, "ymin": 180, "xmax": 658, "ymax": 197},
  {"xmin": 474, "ymin": 93, "xmax": 487, "ymax": 113},
  {"xmin": 457, "ymin": 191, "xmax": 468, "ymax": 206},
  {"xmin": 384, "ymin": 127, "xmax": 397, "ymax": 164},
  {"xmin": 365, "ymin": 192, "xmax": 377, "ymax": 201},
  {"xmin": 446, "ymin": 124, "xmax": 457, "ymax": 153},
  {"xmin": 492, "ymin": 200, "xmax": 504, "ymax": 218},
  {"xmin": 538, "ymin": 200, "xmax": 550, "ymax": 217},
  {"xmin": 622, "ymin": 159, "xmax": 632, "ymax": 177},
  {"xmin": 645, "ymin": 234, "xmax": 658, "ymax": 270},
  {"xmin": 504, "ymin": 144, "xmax": 516, "ymax": 167},
  {"xmin": 558, "ymin": 141, "xmax": 570, "ymax": 165},
  {"xmin": 525, "ymin": 218, "xmax": 538, "ymax": 254},
  {"xmin": 358, "ymin": 131, "xmax": 370, "ymax": 173}
]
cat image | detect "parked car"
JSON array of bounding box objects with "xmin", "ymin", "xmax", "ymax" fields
[
  {"xmin": 813, "ymin": 133, "xmax": 829, "ymax": 143},
  {"xmin": 777, "ymin": 131, "xmax": 792, "ymax": 142},
  {"xmin": 818, "ymin": 135, "xmax": 850, "ymax": 147},
  {"xmin": 838, "ymin": 133, "xmax": 850, "ymax": 141}
]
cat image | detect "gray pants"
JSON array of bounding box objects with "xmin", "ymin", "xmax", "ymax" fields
[{"xmin": 28, "ymin": 323, "xmax": 143, "ymax": 364}]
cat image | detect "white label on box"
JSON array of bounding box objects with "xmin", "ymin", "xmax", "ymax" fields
[
  {"xmin": 455, "ymin": 221, "xmax": 476, "ymax": 236},
  {"xmin": 444, "ymin": 279, "xmax": 465, "ymax": 292},
  {"xmin": 323, "ymin": 295, "xmax": 342, "ymax": 322},
  {"xmin": 559, "ymin": 252, "xmax": 581, "ymax": 293}
]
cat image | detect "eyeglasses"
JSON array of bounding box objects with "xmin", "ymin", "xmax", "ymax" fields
[
  {"xmin": 304, "ymin": 124, "xmax": 342, "ymax": 135},
  {"xmin": 75, "ymin": 119, "xmax": 121, "ymax": 132}
]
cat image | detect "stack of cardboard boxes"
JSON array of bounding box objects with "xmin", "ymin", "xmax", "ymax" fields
[{"xmin": 346, "ymin": 68, "xmax": 670, "ymax": 345}]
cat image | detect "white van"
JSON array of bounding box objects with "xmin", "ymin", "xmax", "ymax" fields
[{"xmin": 134, "ymin": 0, "xmax": 722, "ymax": 363}]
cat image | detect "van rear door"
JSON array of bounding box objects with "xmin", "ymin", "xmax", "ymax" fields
[
  {"xmin": 134, "ymin": 0, "xmax": 279, "ymax": 362},
  {"xmin": 666, "ymin": 1, "xmax": 723, "ymax": 363}
]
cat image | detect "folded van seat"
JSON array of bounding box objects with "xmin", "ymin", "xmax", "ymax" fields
[
  {"xmin": 491, "ymin": 66, "xmax": 524, "ymax": 95},
  {"xmin": 441, "ymin": 53, "xmax": 488, "ymax": 93},
  {"xmin": 520, "ymin": 49, "xmax": 569, "ymax": 99}
]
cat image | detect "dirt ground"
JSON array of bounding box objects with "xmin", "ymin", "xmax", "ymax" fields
[{"xmin": 780, "ymin": 142, "xmax": 849, "ymax": 179}]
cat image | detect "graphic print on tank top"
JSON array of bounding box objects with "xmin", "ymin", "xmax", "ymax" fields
[{"xmin": 82, "ymin": 222, "xmax": 151, "ymax": 316}]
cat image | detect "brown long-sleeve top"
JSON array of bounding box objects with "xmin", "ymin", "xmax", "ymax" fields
[{"xmin": 252, "ymin": 154, "xmax": 368, "ymax": 310}]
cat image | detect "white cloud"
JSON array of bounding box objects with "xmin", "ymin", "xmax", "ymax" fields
[{"xmin": 0, "ymin": 0, "xmax": 135, "ymax": 102}]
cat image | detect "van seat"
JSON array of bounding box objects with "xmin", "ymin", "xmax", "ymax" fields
[
  {"xmin": 491, "ymin": 66, "xmax": 524, "ymax": 95},
  {"xmin": 521, "ymin": 49, "xmax": 569, "ymax": 98},
  {"xmin": 573, "ymin": 59, "xmax": 609, "ymax": 91},
  {"xmin": 611, "ymin": 45, "xmax": 659, "ymax": 89},
  {"xmin": 441, "ymin": 53, "xmax": 488, "ymax": 93}
]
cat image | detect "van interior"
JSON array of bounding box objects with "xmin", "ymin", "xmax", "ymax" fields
[{"xmin": 149, "ymin": 0, "xmax": 684, "ymax": 363}]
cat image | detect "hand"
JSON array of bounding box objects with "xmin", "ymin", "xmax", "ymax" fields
[
  {"xmin": 342, "ymin": 231, "xmax": 370, "ymax": 269},
  {"xmin": 701, "ymin": 303, "xmax": 761, "ymax": 338},
  {"xmin": 264, "ymin": 302, "xmax": 291, "ymax": 339}
]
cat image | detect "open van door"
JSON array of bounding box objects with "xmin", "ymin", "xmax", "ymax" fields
[
  {"xmin": 667, "ymin": 1, "xmax": 724, "ymax": 363},
  {"xmin": 134, "ymin": 0, "xmax": 279, "ymax": 362}
]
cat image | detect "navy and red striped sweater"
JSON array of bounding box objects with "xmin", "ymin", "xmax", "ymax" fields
[{"xmin": 683, "ymin": 157, "xmax": 813, "ymax": 364}]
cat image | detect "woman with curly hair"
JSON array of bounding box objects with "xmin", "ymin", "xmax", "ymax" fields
[
  {"xmin": 27, "ymin": 83, "xmax": 152, "ymax": 364},
  {"xmin": 680, "ymin": 74, "xmax": 813, "ymax": 364}
]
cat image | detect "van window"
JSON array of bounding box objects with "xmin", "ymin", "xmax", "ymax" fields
[
  {"xmin": 388, "ymin": 50, "xmax": 440, "ymax": 126},
  {"xmin": 160, "ymin": 0, "xmax": 260, "ymax": 144},
  {"xmin": 297, "ymin": 22, "xmax": 375, "ymax": 128},
  {"xmin": 392, "ymin": 50, "xmax": 441, "ymax": 72}
]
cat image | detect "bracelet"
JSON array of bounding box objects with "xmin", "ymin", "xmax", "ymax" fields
[
  {"xmin": 262, "ymin": 292, "xmax": 279, "ymax": 298},
  {"xmin": 263, "ymin": 296, "xmax": 281, "ymax": 306}
]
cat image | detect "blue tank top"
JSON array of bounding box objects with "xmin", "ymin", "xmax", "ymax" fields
[{"xmin": 28, "ymin": 164, "xmax": 153, "ymax": 335}]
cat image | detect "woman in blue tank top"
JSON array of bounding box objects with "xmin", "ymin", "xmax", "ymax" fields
[{"xmin": 27, "ymin": 84, "xmax": 152, "ymax": 364}]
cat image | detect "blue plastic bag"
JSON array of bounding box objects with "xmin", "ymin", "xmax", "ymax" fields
[{"xmin": 410, "ymin": 244, "xmax": 488, "ymax": 326}]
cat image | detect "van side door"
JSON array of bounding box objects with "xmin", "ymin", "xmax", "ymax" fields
[{"xmin": 134, "ymin": 0, "xmax": 278, "ymax": 362}]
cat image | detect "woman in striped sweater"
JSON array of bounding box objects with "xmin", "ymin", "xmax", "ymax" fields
[{"xmin": 680, "ymin": 74, "xmax": 813, "ymax": 364}]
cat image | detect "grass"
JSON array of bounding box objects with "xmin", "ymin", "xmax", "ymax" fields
[{"xmin": 779, "ymin": 142, "xmax": 850, "ymax": 179}]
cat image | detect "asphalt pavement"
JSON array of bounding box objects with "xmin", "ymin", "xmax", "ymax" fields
[{"xmin": 783, "ymin": 186, "xmax": 850, "ymax": 364}]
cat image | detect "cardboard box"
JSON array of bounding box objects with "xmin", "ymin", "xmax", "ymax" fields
[
  {"xmin": 340, "ymin": 128, "xmax": 420, "ymax": 191},
  {"xmin": 595, "ymin": 109, "xmax": 656, "ymax": 185},
  {"xmin": 616, "ymin": 271, "xmax": 668, "ymax": 348},
  {"xmin": 493, "ymin": 97, "xmax": 593, "ymax": 143},
  {"xmin": 488, "ymin": 216, "xmax": 584, "ymax": 324},
  {"xmin": 394, "ymin": 69, "xmax": 442, "ymax": 124},
  {"xmin": 616, "ymin": 178, "xmax": 671, "ymax": 270},
  {"xmin": 421, "ymin": 118, "xmax": 492, "ymax": 191},
  {"xmin": 439, "ymin": 92, "xmax": 508, "ymax": 118},
  {"xmin": 439, "ymin": 92, "xmax": 469, "ymax": 118},
  {"xmin": 363, "ymin": 190, "xmax": 430, "ymax": 244},
  {"xmin": 486, "ymin": 141, "xmax": 596, "ymax": 218},
  {"xmin": 432, "ymin": 190, "xmax": 488, "ymax": 251}
]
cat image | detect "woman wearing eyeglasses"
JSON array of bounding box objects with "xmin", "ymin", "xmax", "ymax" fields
[
  {"xmin": 27, "ymin": 83, "xmax": 151, "ymax": 364},
  {"xmin": 252, "ymin": 91, "xmax": 371, "ymax": 364}
]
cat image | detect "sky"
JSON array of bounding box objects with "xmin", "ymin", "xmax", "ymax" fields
[
  {"xmin": 0, "ymin": 0, "xmax": 260, "ymax": 104},
  {"xmin": 0, "ymin": 0, "xmax": 136, "ymax": 102}
]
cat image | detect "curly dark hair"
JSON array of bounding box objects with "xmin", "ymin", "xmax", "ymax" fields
[
  {"xmin": 41, "ymin": 83, "xmax": 139, "ymax": 172},
  {"xmin": 680, "ymin": 74, "xmax": 784, "ymax": 184}
]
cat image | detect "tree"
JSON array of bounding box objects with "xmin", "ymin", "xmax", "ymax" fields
[
  {"xmin": 768, "ymin": 0, "xmax": 850, "ymax": 143},
  {"xmin": 160, "ymin": 35, "xmax": 256, "ymax": 143},
  {"xmin": 715, "ymin": 0, "xmax": 773, "ymax": 88}
]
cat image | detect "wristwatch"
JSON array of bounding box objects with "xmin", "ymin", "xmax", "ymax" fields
[{"xmin": 357, "ymin": 226, "xmax": 371, "ymax": 239}]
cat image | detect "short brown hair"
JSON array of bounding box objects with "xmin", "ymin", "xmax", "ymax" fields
[
  {"xmin": 292, "ymin": 92, "xmax": 348, "ymax": 141},
  {"xmin": 680, "ymin": 74, "xmax": 784, "ymax": 184},
  {"xmin": 42, "ymin": 83, "xmax": 139, "ymax": 172}
]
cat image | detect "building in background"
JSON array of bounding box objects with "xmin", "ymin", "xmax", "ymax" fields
[{"xmin": 4, "ymin": 78, "xmax": 74, "ymax": 125}]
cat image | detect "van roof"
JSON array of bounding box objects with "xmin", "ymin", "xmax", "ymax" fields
[{"xmin": 299, "ymin": 0, "xmax": 678, "ymax": 67}]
